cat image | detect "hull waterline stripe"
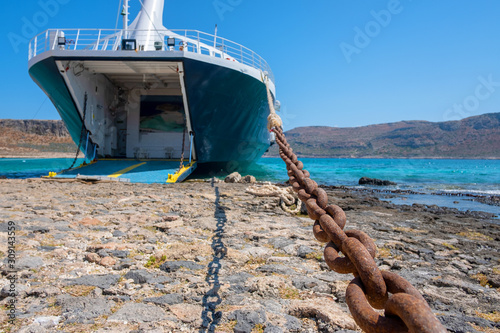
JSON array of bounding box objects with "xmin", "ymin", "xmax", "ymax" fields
[{"xmin": 108, "ymin": 162, "xmax": 147, "ymax": 178}]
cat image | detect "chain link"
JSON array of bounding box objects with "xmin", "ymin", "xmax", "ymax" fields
[{"xmin": 272, "ymin": 126, "xmax": 446, "ymax": 333}]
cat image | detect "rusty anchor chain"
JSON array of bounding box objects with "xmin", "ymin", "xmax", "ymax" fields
[{"xmin": 272, "ymin": 126, "xmax": 446, "ymax": 333}]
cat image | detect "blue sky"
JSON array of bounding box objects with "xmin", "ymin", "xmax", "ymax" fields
[{"xmin": 1, "ymin": 0, "xmax": 499, "ymax": 129}]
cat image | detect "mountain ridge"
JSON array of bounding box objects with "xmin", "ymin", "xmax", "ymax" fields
[
  {"xmin": 1, "ymin": 113, "xmax": 499, "ymax": 158},
  {"xmin": 265, "ymin": 113, "xmax": 500, "ymax": 159},
  {"xmin": 0, "ymin": 119, "xmax": 75, "ymax": 157}
]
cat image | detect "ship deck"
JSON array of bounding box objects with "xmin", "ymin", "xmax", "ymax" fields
[{"xmin": 49, "ymin": 159, "xmax": 196, "ymax": 183}]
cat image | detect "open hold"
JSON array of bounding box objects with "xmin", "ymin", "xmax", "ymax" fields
[{"xmin": 359, "ymin": 177, "xmax": 396, "ymax": 186}]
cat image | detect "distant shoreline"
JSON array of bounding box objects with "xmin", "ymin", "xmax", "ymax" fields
[
  {"xmin": 0, "ymin": 153, "xmax": 75, "ymax": 159},
  {"xmin": 1, "ymin": 154, "xmax": 499, "ymax": 160},
  {"xmin": 263, "ymin": 155, "xmax": 500, "ymax": 160},
  {"xmin": 2, "ymin": 155, "xmax": 499, "ymax": 160},
  {"xmin": 2, "ymin": 114, "xmax": 499, "ymax": 160}
]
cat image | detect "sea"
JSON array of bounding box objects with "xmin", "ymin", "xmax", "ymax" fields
[{"xmin": 1, "ymin": 157, "xmax": 499, "ymax": 218}]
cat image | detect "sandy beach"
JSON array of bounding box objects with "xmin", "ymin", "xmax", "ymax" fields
[{"xmin": 0, "ymin": 178, "xmax": 499, "ymax": 332}]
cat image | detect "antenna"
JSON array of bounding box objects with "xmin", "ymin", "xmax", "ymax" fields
[
  {"xmin": 214, "ymin": 24, "xmax": 218, "ymax": 48},
  {"xmin": 122, "ymin": 0, "xmax": 129, "ymax": 37}
]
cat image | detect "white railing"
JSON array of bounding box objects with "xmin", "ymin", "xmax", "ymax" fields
[{"xmin": 28, "ymin": 28, "xmax": 275, "ymax": 83}]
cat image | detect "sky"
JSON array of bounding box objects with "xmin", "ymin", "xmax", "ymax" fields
[{"xmin": 1, "ymin": 0, "xmax": 499, "ymax": 130}]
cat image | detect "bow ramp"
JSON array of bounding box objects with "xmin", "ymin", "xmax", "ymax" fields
[{"xmin": 49, "ymin": 159, "xmax": 196, "ymax": 183}]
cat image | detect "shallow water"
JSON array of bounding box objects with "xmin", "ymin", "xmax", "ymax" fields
[
  {"xmin": 1, "ymin": 157, "xmax": 498, "ymax": 217},
  {"xmin": 246, "ymin": 158, "xmax": 500, "ymax": 217},
  {"xmin": 247, "ymin": 158, "xmax": 500, "ymax": 194},
  {"xmin": 378, "ymin": 193, "xmax": 500, "ymax": 218},
  {"xmin": 0, "ymin": 158, "xmax": 84, "ymax": 179}
]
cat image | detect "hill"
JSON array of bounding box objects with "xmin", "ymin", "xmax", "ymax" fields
[
  {"xmin": 0, "ymin": 119, "xmax": 76, "ymax": 158},
  {"xmin": 1, "ymin": 113, "xmax": 499, "ymax": 158},
  {"xmin": 266, "ymin": 113, "xmax": 500, "ymax": 158}
]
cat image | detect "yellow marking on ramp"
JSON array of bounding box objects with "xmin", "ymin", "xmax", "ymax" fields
[
  {"xmin": 108, "ymin": 162, "xmax": 146, "ymax": 178},
  {"xmin": 166, "ymin": 162, "xmax": 196, "ymax": 183}
]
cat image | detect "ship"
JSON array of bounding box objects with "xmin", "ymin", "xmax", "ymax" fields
[{"xmin": 28, "ymin": 0, "xmax": 277, "ymax": 183}]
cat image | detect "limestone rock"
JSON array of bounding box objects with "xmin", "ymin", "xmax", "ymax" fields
[
  {"xmin": 56, "ymin": 295, "xmax": 113, "ymax": 324},
  {"xmin": 15, "ymin": 256, "xmax": 44, "ymax": 270},
  {"xmin": 247, "ymin": 276, "xmax": 286, "ymax": 298},
  {"xmin": 143, "ymin": 293, "xmax": 184, "ymax": 306},
  {"xmin": 85, "ymin": 253, "xmax": 101, "ymax": 263},
  {"xmin": 78, "ymin": 217, "xmax": 102, "ymax": 226},
  {"xmin": 34, "ymin": 316, "xmax": 61, "ymax": 328},
  {"xmin": 99, "ymin": 256, "xmax": 117, "ymax": 267},
  {"xmin": 64, "ymin": 274, "xmax": 121, "ymax": 289},
  {"xmin": 109, "ymin": 303, "xmax": 168, "ymax": 323},
  {"xmin": 159, "ymin": 261, "xmax": 204, "ymax": 273},
  {"xmin": 241, "ymin": 175, "xmax": 257, "ymax": 183},
  {"xmin": 227, "ymin": 309, "xmax": 267, "ymax": 333},
  {"xmin": 225, "ymin": 172, "xmax": 242, "ymax": 183},
  {"xmin": 359, "ymin": 177, "xmax": 396, "ymax": 186},
  {"xmin": 28, "ymin": 287, "xmax": 61, "ymax": 298},
  {"xmin": 153, "ymin": 220, "xmax": 184, "ymax": 230},
  {"xmin": 169, "ymin": 303, "xmax": 202, "ymax": 323},
  {"xmin": 288, "ymin": 298, "xmax": 358, "ymax": 330}
]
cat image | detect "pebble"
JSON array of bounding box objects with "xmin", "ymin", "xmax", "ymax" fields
[
  {"xmin": 99, "ymin": 256, "xmax": 117, "ymax": 267},
  {"xmin": 84, "ymin": 253, "xmax": 100, "ymax": 263}
]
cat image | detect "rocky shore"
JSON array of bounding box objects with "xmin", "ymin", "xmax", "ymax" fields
[{"xmin": 0, "ymin": 178, "xmax": 499, "ymax": 333}]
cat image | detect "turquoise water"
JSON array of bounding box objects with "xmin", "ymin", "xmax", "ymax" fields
[
  {"xmin": 245, "ymin": 158, "xmax": 500, "ymax": 217},
  {"xmin": 1, "ymin": 157, "xmax": 499, "ymax": 194},
  {"xmin": 0, "ymin": 158, "xmax": 84, "ymax": 179},
  {"xmin": 1, "ymin": 157, "xmax": 498, "ymax": 216},
  {"xmin": 246, "ymin": 158, "xmax": 500, "ymax": 196}
]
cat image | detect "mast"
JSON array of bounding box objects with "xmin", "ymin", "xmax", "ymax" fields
[{"xmin": 123, "ymin": 0, "xmax": 129, "ymax": 38}]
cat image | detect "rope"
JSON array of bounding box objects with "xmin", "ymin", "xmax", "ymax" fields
[
  {"xmin": 178, "ymin": 114, "xmax": 187, "ymax": 171},
  {"xmin": 246, "ymin": 184, "xmax": 303, "ymax": 214},
  {"xmin": 31, "ymin": 97, "xmax": 48, "ymax": 120},
  {"xmin": 264, "ymin": 74, "xmax": 282, "ymax": 130},
  {"xmin": 63, "ymin": 93, "xmax": 88, "ymax": 172}
]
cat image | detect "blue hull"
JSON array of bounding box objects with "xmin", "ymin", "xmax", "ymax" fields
[
  {"xmin": 183, "ymin": 58, "xmax": 271, "ymax": 166},
  {"xmin": 28, "ymin": 59, "xmax": 85, "ymax": 149}
]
